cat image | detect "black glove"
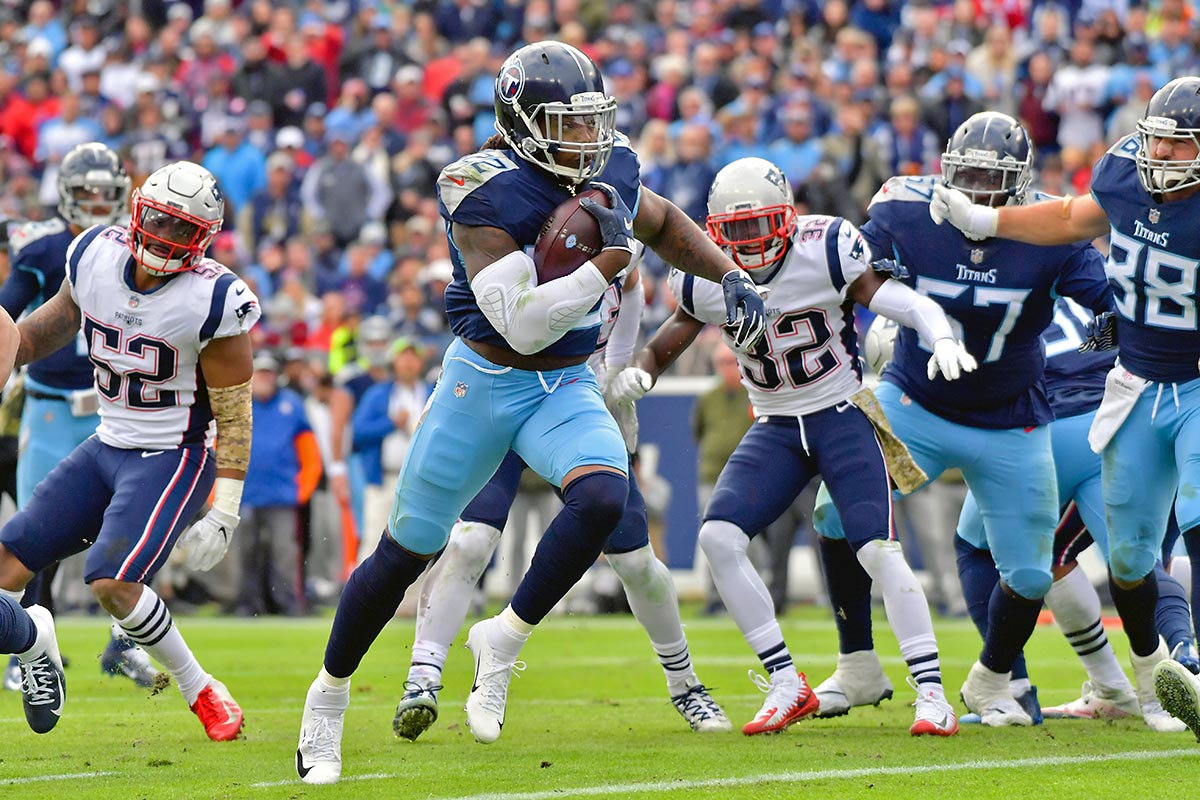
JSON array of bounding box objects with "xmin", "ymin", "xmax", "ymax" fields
[
  {"xmin": 1079, "ymin": 311, "xmax": 1118, "ymax": 353},
  {"xmin": 579, "ymin": 182, "xmax": 635, "ymax": 255},
  {"xmin": 721, "ymin": 269, "xmax": 767, "ymax": 350}
]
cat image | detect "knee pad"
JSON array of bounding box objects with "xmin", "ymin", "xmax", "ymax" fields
[
  {"xmin": 1002, "ymin": 567, "xmax": 1053, "ymax": 600},
  {"xmin": 565, "ymin": 471, "xmax": 628, "ymax": 539},
  {"xmin": 444, "ymin": 521, "xmax": 502, "ymax": 581},
  {"xmin": 698, "ymin": 519, "xmax": 750, "ymax": 564},
  {"xmin": 389, "ymin": 514, "xmax": 450, "ymax": 557},
  {"xmin": 1109, "ymin": 540, "xmax": 1155, "ymax": 584},
  {"xmin": 607, "ymin": 545, "xmax": 664, "ymax": 591}
]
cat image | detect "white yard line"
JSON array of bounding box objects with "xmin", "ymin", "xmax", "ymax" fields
[
  {"xmin": 0, "ymin": 771, "xmax": 116, "ymax": 786},
  {"xmin": 251, "ymin": 748, "xmax": 1200, "ymax": 793}
]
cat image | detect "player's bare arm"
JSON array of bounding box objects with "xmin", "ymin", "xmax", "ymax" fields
[
  {"xmin": 634, "ymin": 308, "xmax": 705, "ymax": 382},
  {"xmin": 932, "ymin": 185, "xmax": 1110, "ymax": 245},
  {"xmin": 0, "ymin": 306, "xmax": 17, "ymax": 386},
  {"xmin": 633, "ymin": 188, "xmax": 736, "ymax": 283},
  {"xmin": 15, "ymin": 277, "xmax": 80, "ymax": 366}
]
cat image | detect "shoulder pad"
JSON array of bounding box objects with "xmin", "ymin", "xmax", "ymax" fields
[
  {"xmin": 10, "ymin": 217, "xmax": 68, "ymax": 257},
  {"xmin": 189, "ymin": 258, "xmax": 233, "ymax": 282},
  {"xmin": 1106, "ymin": 133, "xmax": 1139, "ymax": 161},
  {"xmin": 868, "ymin": 175, "xmax": 940, "ymax": 210},
  {"xmin": 438, "ymin": 150, "xmax": 522, "ymax": 217}
]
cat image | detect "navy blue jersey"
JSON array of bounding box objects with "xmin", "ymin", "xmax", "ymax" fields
[
  {"xmin": 0, "ymin": 217, "xmax": 93, "ymax": 390},
  {"xmin": 868, "ymin": 176, "xmax": 1113, "ymax": 429},
  {"xmin": 437, "ymin": 138, "xmax": 642, "ymax": 359},
  {"xmin": 1043, "ymin": 297, "xmax": 1113, "ymax": 419},
  {"xmin": 1091, "ymin": 135, "xmax": 1200, "ymax": 383}
]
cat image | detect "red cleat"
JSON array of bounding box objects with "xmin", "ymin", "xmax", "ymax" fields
[
  {"xmin": 742, "ymin": 670, "xmax": 819, "ymax": 735},
  {"xmin": 191, "ymin": 679, "xmax": 244, "ymax": 741}
]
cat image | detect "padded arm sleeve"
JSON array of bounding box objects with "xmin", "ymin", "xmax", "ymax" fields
[
  {"xmin": 605, "ymin": 279, "xmax": 643, "ymax": 369},
  {"xmin": 472, "ymin": 250, "xmax": 611, "ymax": 356},
  {"xmin": 868, "ymin": 278, "xmax": 955, "ymax": 346}
]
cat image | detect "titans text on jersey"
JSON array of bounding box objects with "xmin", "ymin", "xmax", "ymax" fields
[
  {"xmin": 868, "ymin": 175, "xmax": 1113, "ymax": 429},
  {"xmin": 1092, "ymin": 134, "xmax": 1200, "ymax": 383}
]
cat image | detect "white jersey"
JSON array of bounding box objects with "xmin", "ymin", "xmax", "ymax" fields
[
  {"xmin": 66, "ymin": 224, "xmax": 261, "ymax": 450},
  {"xmin": 587, "ymin": 282, "xmax": 623, "ymax": 374},
  {"xmin": 669, "ymin": 215, "xmax": 870, "ymax": 417}
]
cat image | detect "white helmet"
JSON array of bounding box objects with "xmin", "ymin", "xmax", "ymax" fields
[
  {"xmin": 129, "ymin": 161, "xmax": 224, "ymax": 276},
  {"xmin": 706, "ymin": 157, "xmax": 796, "ymax": 273}
]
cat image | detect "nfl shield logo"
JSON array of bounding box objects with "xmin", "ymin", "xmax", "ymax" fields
[
  {"xmin": 1149, "ymin": 208, "xmax": 1161, "ymax": 224},
  {"xmin": 454, "ymin": 381, "xmax": 468, "ymax": 398},
  {"xmin": 970, "ymin": 249, "xmax": 984, "ymax": 264}
]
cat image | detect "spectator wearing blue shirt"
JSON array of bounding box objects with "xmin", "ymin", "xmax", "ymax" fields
[
  {"xmin": 768, "ymin": 104, "xmax": 824, "ymax": 187},
  {"xmin": 202, "ymin": 120, "xmax": 267, "ymax": 215},
  {"xmin": 234, "ymin": 354, "xmax": 324, "ymax": 616},
  {"xmin": 659, "ymin": 124, "xmax": 718, "ymax": 224},
  {"xmin": 352, "ymin": 339, "xmax": 431, "ymax": 563}
]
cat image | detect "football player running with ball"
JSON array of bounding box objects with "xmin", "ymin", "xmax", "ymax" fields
[
  {"xmin": 0, "ymin": 161, "xmax": 258, "ymax": 741},
  {"xmin": 296, "ymin": 41, "xmax": 764, "ymax": 784},
  {"xmin": 812, "ymin": 112, "xmax": 1113, "ymax": 728},
  {"xmin": 608, "ymin": 156, "xmax": 976, "ymax": 736},
  {"xmin": 931, "ymin": 80, "xmax": 1200, "ymax": 739}
]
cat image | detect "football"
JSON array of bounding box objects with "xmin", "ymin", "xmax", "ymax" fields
[
  {"xmin": 863, "ymin": 315, "xmax": 900, "ymax": 375},
  {"xmin": 533, "ymin": 188, "xmax": 608, "ymax": 283}
]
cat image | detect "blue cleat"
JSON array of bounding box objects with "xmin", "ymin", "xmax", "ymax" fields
[
  {"xmin": 1015, "ymin": 685, "xmax": 1043, "ymax": 725},
  {"xmin": 100, "ymin": 636, "xmax": 159, "ymax": 689},
  {"xmin": 19, "ymin": 606, "xmax": 65, "ymax": 734},
  {"xmin": 1171, "ymin": 641, "xmax": 1200, "ymax": 676}
]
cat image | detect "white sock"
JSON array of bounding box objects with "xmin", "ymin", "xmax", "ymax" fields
[
  {"xmin": 744, "ymin": 619, "xmax": 795, "ymax": 678},
  {"xmin": 698, "ymin": 521, "xmax": 776, "ymax": 636},
  {"xmin": 856, "ymin": 540, "xmax": 941, "ymax": 686},
  {"xmin": 408, "ymin": 640, "xmax": 448, "ymax": 685},
  {"xmin": 607, "ymin": 546, "xmax": 696, "ymax": 694},
  {"xmin": 1045, "ymin": 567, "xmax": 1132, "ymax": 690},
  {"xmin": 416, "ymin": 521, "xmax": 500, "ymax": 650},
  {"xmin": 483, "ymin": 605, "xmax": 532, "ymax": 663},
  {"xmin": 115, "ymin": 587, "xmax": 209, "ymax": 706},
  {"xmin": 317, "ymin": 667, "xmax": 350, "ymax": 692}
]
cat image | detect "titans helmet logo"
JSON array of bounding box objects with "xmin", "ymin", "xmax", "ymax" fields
[{"xmin": 497, "ymin": 59, "xmax": 525, "ymax": 105}]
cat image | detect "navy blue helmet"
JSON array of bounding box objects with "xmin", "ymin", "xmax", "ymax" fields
[
  {"xmin": 493, "ymin": 41, "xmax": 618, "ymax": 185},
  {"xmin": 1136, "ymin": 77, "xmax": 1200, "ymax": 195},
  {"xmin": 57, "ymin": 142, "xmax": 130, "ymax": 228},
  {"xmin": 941, "ymin": 112, "xmax": 1033, "ymax": 207}
]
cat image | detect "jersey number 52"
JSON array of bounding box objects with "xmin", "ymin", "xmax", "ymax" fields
[{"xmin": 82, "ymin": 317, "xmax": 180, "ymax": 409}]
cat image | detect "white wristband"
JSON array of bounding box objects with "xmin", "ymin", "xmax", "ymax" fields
[
  {"xmin": 327, "ymin": 461, "xmax": 348, "ymax": 478},
  {"xmin": 969, "ymin": 204, "xmax": 999, "ymax": 239},
  {"xmin": 212, "ymin": 476, "xmax": 244, "ymax": 517}
]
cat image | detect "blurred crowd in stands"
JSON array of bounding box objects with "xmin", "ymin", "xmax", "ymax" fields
[{"xmin": 0, "ymin": 0, "xmax": 1188, "ymax": 611}]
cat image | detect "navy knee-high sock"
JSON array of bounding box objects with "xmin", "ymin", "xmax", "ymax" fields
[
  {"xmin": 323, "ymin": 531, "xmax": 429, "ymax": 678},
  {"xmin": 956, "ymin": 535, "xmax": 1029, "ymax": 680},
  {"xmin": 0, "ymin": 595, "xmax": 36, "ymax": 654},
  {"xmin": 1110, "ymin": 569, "xmax": 1160, "ymax": 658},
  {"xmin": 1186, "ymin": 528, "xmax": 1200, "ymax": 645},
  {"xmin": 511, "ymin": 472, "xmax": 627, "ymax": 625},
  {"xmin": 817, "ymin": 536, "xmax": 874, "ymax": 653},
  {"xmin": 980, "ymin": 582, "xmax": 1043, "ymax": 674},
  {"xmin": 1154, "ymin": 562, "xmax": 1193, "ymax": 654}
]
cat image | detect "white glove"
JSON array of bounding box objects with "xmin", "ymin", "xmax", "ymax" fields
[
  {"xmin": 610, "ymin": 399, "xmax": 639, "ymax": 453},
  {"xmin": 929, "ymin": 184, "xmax": 997, "ymax": 242},
  {"xmin": 607, "ymin": 367, "xmax": 652, "ymax": 405},
  {"xmin": 178, "ymin": 506, "xmax": 239, "ymax": 571},
  {"xmin": 927, "ymin": 338, "xmax": 978, "ymax": 381}
]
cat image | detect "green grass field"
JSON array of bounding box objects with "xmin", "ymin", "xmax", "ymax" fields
[{"xmin": 1, "ymin": 607, "xmax": 1197, "ymax": 800}]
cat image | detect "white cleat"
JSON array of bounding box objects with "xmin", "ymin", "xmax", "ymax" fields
[
  {"xmin": 1132, "ymin": 640, "xmax": 1188, "ymax": 733},
  {"xmin": 1155, "ymin": 659, "xmax": 1200, "ymax": 741},
  {"xmin": 464, "ymin": 620, "xmax": 525, "ymax": 744},
  {"xmin": 959, "ymin": 661, "xmax": 1032, "ymax": 727},
  {"xmin": 908, "ymin": 678, "xmax": 958, "ymax": 737},
  {"xmin": 295, "ymin": 678, "xmax": 348, "ymax": 785},
  {"xmin": 671, "ymin": 681, "xmax": 732, "ymax": 732},
  {"xmin": 814, "ymin": 650, "xmax": 894, "ymax": 718},
  {"xmin": 1042, "ymin": 681, "xmax": 1139, "ymax": 720}
]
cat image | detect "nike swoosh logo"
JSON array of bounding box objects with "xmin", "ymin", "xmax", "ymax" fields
[
  {"xmin": 235, "ymin": 287, "xmax": 246, "ymax": 296},
  {"xmin": 448, "ymin": 176, "xmax": 466, "ymax": 186},
  {"xmin": 623, "ymin": 218, "xmax": 632, "ymax": 231},
  {"xmin": 223, "ymin": 706, "xmax": 239, "ymax": 726},
  {"xmin": 50, "ymin": 674, "xmax": 63, "ymax": 716},
  {"xmin": 141, "ymin": 451, "xmax": 164, "ymax": 458},
  {"xmin": 296, "ymin": 750, "xmax": 312, "ymax": 778}
]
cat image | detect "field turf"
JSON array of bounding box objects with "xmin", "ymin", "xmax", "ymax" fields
[{"xmin": 0, "ymin": 607, "xmax": 1196, "ymax": 799}]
